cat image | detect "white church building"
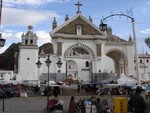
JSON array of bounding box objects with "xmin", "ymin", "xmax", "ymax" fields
[{"xmin": 16, "ymin": 12, "xmax": 141, "ymax": 83}]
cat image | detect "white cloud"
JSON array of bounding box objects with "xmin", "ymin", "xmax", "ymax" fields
[
  {"xmin": 5, "ymin": 0, "xmax": 69, "ymax": 6},
  {"xmin": 141, "ymin": 29, "xmax": 150, "ymax": 34},
  {"xmin": 140, "ymin": 8, "xmax": 148, "ymax": 14},
  {"xmin": 0, "ymin": 30, "xmax": 51, "ymax": 53},
  {"xmin": 15, "ymin": 32, "xmax": 23, "ymax": 38},
  {"xmin": 0, "ymin": 46, "xmax": 9, "ymax": 53},
  {"xmin": 36, "ymin": 30, "xmax": 51, "ymax": 46},
  {"xmin": 2, "ymin": 7, "xmax": 59, "ymax": 26},
  {"xmin": 2, "ymin": 30, "xmax": 21, "ymax": 39}
]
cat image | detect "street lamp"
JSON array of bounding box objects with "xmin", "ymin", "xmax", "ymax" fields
[
  {"xmin": 36, "ymin": 54, "xmax": 63, "ymax": 113},
  {"xmin": 100, "ymin": 13, "xmax": 140, "ymax": 85},
  {"xmin": 36, "ymin": 57, "xmax": 42, "ymax": 88},
  {"xmin": 0, "ymin": 1, "xmax": 6, "ymax": 112},
  {"xmin": 99, "ymin": 20, "xmax": 107, "ymax": 32},
  {"xmin": 56, "ymin": 57, "xmax": 63, "ymax": 68},
  {"xmin": 45, "ymin": 54, "xmax": 51, "ymax": 113}
]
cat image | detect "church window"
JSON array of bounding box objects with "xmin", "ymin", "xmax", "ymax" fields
[
  {"xmin": 134, "ymin": 60, "xmax": 135, "ymax": 63},
  {"xmin": 76, "ymin": 25, "xmax": 82, "ymax": 35},
  {"xmin": 30, "ymin": 40, "xmax": 33, "ymax": 45},
  {"xmin": 86, "ymin": 61, "xmax": 89, "ymax": 67},
  {"xmin": 69, "ymin": 65, "xmax": 71, "ymax": 69},
  {"xmin": 140, "ymin": 59, "xmax": 142, "ymax": 63},
  {"xmin": 25, "ymin": 40, "xmax": 28, "ymax": 45},
  {"xmin": 147, "ymin": 59, "xmax": 149, "ymax": 63},
  {"xmin": 27, "ymin": 58, "xmax": 30, "ymax": 60}
]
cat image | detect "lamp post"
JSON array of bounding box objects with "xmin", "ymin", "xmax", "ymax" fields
[
  {"xmin": 36, "ymin": 57, "xmax": 42, "ymax": 87},
  {"xmin": 0, "ymin": 0, "xmax": 5, "ymax": 48},
  {"xmin": 0, "ymin": 36, "xmax": 5, "ymax": 112},
  {"xmin": 100, "ymin": 13, "xmax": 140, "ymax": 85},
  {"xmin": 45, "ymin": 54, "xmax": 51, "ymax": 113},
  {"xmin": 36, "ymin": 54, "xmax": 63, "ymax": 113},
  {"xmin": 0, "ymin": 1, "xmax": 6, "ymax": 112}
]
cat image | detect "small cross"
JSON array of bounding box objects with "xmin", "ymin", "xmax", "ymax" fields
[{"xmin": 75, "ymin": 2, "xmax": 82, "ymax": 14}]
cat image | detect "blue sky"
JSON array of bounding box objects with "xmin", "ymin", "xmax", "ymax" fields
[{"xmin": 0, "ymin": 0, "xmax": 150, "ymax": 54}]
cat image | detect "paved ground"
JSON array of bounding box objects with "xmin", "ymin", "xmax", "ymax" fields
[
  {"xmin": 0, "ymin": 95, "xmax": 114, "ymax": 113},
  {"xmin": 0, "ymin": 84, "xmax": 127, "ymax": 113}
]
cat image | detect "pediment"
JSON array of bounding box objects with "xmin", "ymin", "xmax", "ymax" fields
[{"xmin": 51, "ymin": 14, "xmax": 105, "ymax": 36}]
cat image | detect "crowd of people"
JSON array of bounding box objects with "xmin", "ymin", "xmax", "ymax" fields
[{"xmin": 68, "ymin": 96, "xmax": 110, "ymax": 113}]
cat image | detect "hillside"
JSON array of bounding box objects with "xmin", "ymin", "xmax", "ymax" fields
[{"xmin": 0, "ymin": 43, "xmax": 53, "ymax": 70}]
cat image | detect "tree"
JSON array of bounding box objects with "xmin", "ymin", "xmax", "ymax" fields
[{"xmin": 145, "ymin": 37, "xmax": 150, "ymax": 48}]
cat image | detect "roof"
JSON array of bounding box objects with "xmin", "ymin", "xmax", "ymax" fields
[
  {"xmin": 138, "ymin": 53, "xmax": 150, "ymax": 58},
  {"xmin": 50, "ymin": 13, "xmax": 107, "ymax": 39}
]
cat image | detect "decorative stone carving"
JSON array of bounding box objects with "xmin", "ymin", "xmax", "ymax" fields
[
  {"xmin": 57, "ymin": 42, "xmax": 62, "ymax": 56},
  {"xmin": 57, "ymin": 17, "xmax": 102, "ymax": 35},
  {"xmin": 64, "ymin": 43, "xmax": 95, "ymax": 59},
  {"xmin": 96, "ymin": 44, "xmax": 101, "ymax": 56}
]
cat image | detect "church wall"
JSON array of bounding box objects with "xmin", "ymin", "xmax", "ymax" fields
[
  {"xmin": 136, "ymin": 55, "xmax": 150, "ymax": 80},
  {"xmin": 18, "ymin": 48, "xmax": 38, "ymax": 81},
  {"xmin": 39, "ymin": 55, "xmax": 60, "ymax": 74},
  {"xmin": 51, "ymin": 39, "xmax": 57, "ymax": 54},
  {"xmin": 60, "ymin": 40, "xmax": 98, "ymax": 73},
  {"xmin": 104, "ymin": 43, "xmax": 135, "ymax": 76},
  {"xmin": 102, "ymin": 57, "xmax": 115, "ymax": 73},
  {"xmin": 96, "ymin": 43, "xmax": 105, "ymax": 73},
  {"xmin": 38, "ymin": 54, "xmax": 66, "ymax": 82}
]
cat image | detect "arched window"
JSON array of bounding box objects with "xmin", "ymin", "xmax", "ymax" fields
[
  {"xmin": 30, "ymin": 40, "xmax": 33, "ymax": 45},
  {"xmin": 25, "ymin": 40, "xmax": 28, "ymax": 45},
  {"xmin": 69, "ymin": 65, "xmax": 71, "ymax": 69},
  {"xmin": 140, "ymin": 59, "xmax": 142, "ymax": 63},
  {"xmin": 86, "ymin": 61, "xmax": 89, "ymax": 67}
]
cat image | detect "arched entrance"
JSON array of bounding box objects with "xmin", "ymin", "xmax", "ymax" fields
[
  {"xmin": 64, "ymin": 43, "xmax": 95, "ymax": 81},
  {"xmin": 66, "ymin": 60, "xmax": 78, "ymax": 80},
  {"xmin": 105, "ymin": 49, "xmax": 128, "ymax": 78}
]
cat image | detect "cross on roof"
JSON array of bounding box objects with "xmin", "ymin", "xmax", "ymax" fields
[{"xmin": 75, "ymin": 2, "xmax": 82, "ymax": 14}]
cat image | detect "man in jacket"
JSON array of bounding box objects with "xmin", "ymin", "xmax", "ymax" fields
[{"xmin": 128, "ymin": 86, "xmax": 146, "ymax": 113}]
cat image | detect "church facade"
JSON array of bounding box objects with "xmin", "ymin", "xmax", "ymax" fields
[{"xmin": 16, "ymin": 13, "xmax": 136, "ymax": 83}]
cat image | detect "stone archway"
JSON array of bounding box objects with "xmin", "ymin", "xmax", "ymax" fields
[
  {"xmin": 64, "ymin": 43, "xmax": 95, "ymax": 82},
  {"xmin": 105, "ymin": 49, "xmax": 128, "ymax": 78},
  {"xmin": 66, "ymin": 60, "xmax": 78, "ymax": 80},
  {"xmin": 64, "ymin": 43, "xmax": 95, "ymax": 59}
]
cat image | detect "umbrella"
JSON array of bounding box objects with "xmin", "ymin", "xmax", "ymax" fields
[
  {"xmin": 95, "ymin": 80, "xmax": 109, "ymax": 84},
  {"xmin": 131, "ymin": 85, "xmax": 146, "ymax": 90},
  {"xmin": 46, "ymin": 81, "xmax": 56, "ymax": 85}
]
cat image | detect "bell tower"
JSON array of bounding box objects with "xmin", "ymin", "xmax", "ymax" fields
[{"xmin": 17, "ymin": 25, "xmax": 39, "ymax": 81}]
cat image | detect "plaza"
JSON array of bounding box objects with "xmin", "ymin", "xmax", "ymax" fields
[{"xmin": 0, "ymin": 93, "xmax": 118, "ymax": 113}]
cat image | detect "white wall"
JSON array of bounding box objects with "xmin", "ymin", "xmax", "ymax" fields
[
  {"xmin": 18, "ymin": 46, "xmax": 38, "ymax": 81},
  {"xmin": 103, "ymin": 43, "xmax": 135, "ymax": 75}
]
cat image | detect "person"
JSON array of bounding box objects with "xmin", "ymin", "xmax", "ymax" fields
[
  {"xmin": 68, "ymin": 96, "xmax": 77, "ymax": 113},
  {"xmin": 101, "ymin": 99, "xmax": 110, "ymax": 113},
  {"xmin": 96, "ymin": 98, "xmax": 102, "ymax": 113},
  {"xmin": 128, "ymin": 86, "xmax": 146, "ymax": 113},
  {"xmin": 47, "ymin": 94, "xmax": 63, "ymax": 112}
]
